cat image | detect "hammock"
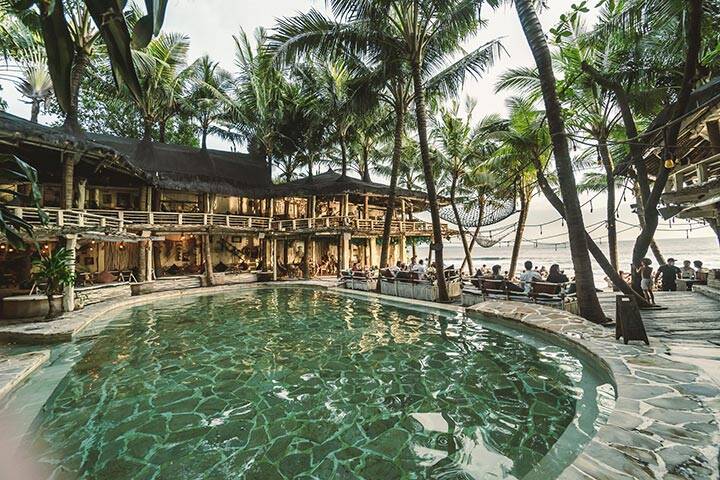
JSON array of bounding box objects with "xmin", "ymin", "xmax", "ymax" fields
[{"xmin": 440, "ymin": 187, "xmax": 517, "ymax": 228}]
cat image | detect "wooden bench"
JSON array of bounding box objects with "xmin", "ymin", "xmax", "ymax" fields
[{"xmin": 529, "ymin": 281, "xmax": 577, "ymax": 311}]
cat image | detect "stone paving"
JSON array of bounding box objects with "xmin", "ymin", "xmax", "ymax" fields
[
  {"xmin": 0, "ymin": 351, "xmax": 50, "ymax": 402},
  {"xmin": 0, "ymin": 282, "xmax": 719, "ymax": 479},
  {"xmin": 468, "ymin": 301, "xmax": 720, "ymax": 480}
]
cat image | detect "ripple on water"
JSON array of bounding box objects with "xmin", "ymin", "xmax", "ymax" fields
[{"xmin": 25, "ymin": 288, "xmax": 596, "ymax": 480}]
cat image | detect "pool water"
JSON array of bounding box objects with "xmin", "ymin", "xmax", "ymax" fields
[{"xmin": 23, "ymin": 288, "xmax": 608, "ymax": 479}]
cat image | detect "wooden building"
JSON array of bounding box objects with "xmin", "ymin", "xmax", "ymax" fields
[
  {"xmin": 641, "ymin": 77, "xmax": 720, "ymax": 242},
  {"xmin": 0, "ymin": 111, "xmax": 443, "ymax": 316}
]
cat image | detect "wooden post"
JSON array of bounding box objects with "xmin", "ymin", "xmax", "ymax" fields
[
  {"xmin": 697, "ymin": 163, "xmax": 708, "ymax": 184},
  {"xmin": 63, "ymin": 234, "xmax": 77, "ymax": 312},
  {"xmin": 303, "ymin": 235, "xmax": 311, "ymax": 279},
  {"xmin": 342, "ymin": 194, "xmax": 349, "ymax": 217},
  {"xmin": 311, "ymin": 195, "xmax": 317, "ymax": 218},
  {"xmin": 364, "ymin": 194, "xmax": 369, "ymax": 219},
  {"xmin": 399, "ymin": 235, "xmax": 407, "ymax": 263},
  {"xmin": 139, "ymin": 230, "xmax": 152, "ymax": 282},
  {"xmin": 340, "ymin": 232, "xmax": 351, "ymax": 270},
  {"xmin": 203, "ymin": 233, "xmax": 215, "ymax": 286},
  {"xmin": 707, "ymin": 120, "xmax": 720, "ymax": 154},
  {"xmin": 368, "ymin": 237, "xmax": 376, "ymax": 268}
]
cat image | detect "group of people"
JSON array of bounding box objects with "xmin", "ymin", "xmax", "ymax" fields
[
  {"xmin": 380, "ymin": 256, "xmax": 435, "ymax": 279},
  {"xmin": 471, "ymin": 261, "xmax": 573, "ymax": 293},
  {"xmin": 636, "ymin": 258, "xmax": 710, "ymax": 304}
]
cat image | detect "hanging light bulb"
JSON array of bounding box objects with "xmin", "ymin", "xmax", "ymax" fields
[
  {"xmin": 561, "ymin": 218, "xmax": 564, "ymax": 227},
  {"xmin": 664, "ymin": 158, "xmax": 675, "ymax": 169},
  {"xmin": 540, "ymin": 225, "xmax": 543, "ymax": 235}
]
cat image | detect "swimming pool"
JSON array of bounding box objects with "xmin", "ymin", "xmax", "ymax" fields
[{"xmin": 13, "ymin": 287, "xmax": 613, "ymax": 479}]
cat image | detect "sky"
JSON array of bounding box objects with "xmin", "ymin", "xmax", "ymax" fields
[{"xmin": 0, "ymin": 0, "xmax": 714, "ymax": 243}]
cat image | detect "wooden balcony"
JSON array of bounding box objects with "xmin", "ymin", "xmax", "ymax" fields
[
  {"xmin": 12, "ymin": 207, "xmax": 125, "ymax": 231},
  {"xmin": 88, "ymin": 210, "xmax": 271, "ymax": 230},
  {"xmin": 10, "ymin": 208, "xmax": 441, "ymax": 237}
]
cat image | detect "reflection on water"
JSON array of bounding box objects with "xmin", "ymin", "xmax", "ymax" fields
[{"xmin": 27, "ymin": 289, "xmax": 594, "ymax": 479}]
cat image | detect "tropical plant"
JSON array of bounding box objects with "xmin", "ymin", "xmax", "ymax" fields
[
  {"xmin": 511, "ymin": 0, "xmax": 608, "ymax": 323},
  {"xmin": 33, "ymin": 247, "xmax": 75, "ymax": 318},
  {"xmin": 489, "ymin": 97, "xmax": 549, "ymax": 279},
  {"xmin": 0, "ymin": 15, "xmax": 53, "ymax": 122},
  {"xmin": 184, "ymin": 55, "xmax": 232, "ymax": 149},
  {"xmin": 0, "ymin": 154, "xmax": 46, "ymax": 247},
  {"xmin": 432, "ymin": 99, "xmax": 501, "ymax": 274}
]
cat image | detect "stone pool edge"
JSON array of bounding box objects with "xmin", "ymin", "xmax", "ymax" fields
[{"xmin": 2, "ymin": 281, "xmax": 719, "ymax": 480}]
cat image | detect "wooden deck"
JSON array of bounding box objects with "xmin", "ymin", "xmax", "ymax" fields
[{"xmin": 597, "ymin": 291, "xmax": 720, "ymax": 346}]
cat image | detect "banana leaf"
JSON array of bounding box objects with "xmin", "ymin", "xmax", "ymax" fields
[
  {"xmin": 38, "ymin": 0, "xmax": 75, "ymax": 114},
  {"xmin": 132, "ymin": 0, "xmax": 168, "ymax": 48},
  {"xmin": 85, "ymin": 0, "xmax": 144, "ymax": 104}
]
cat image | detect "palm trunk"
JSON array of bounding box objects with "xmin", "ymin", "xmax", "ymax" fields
[
  {"xmin": 633, "ymin": 0, "xmax": 702, "ymax": 270},
  {"xmin": 508, "ymin": 188, "xmax": 529, "ymax": 280},
  {"xmin": 516, "ymin": 0, "xmax": 606, "ymax": 323},
  {"xmin": 598, "ymin": 141, "xmax": 618, "ymax": 272},
  {"xmin": 450, "ymin": 176, "xmax": 474, "ymax": 275},
  {"xmin": 46, "ymin": 293, "xmax": 56, "ymax": 318},
  {"xmin": 30, "ymin": 100, "xmax": 41, "ymax": 123},
  {"xmin": 632, "ymin": 182, "xmax": 665, "ymax": 267},
  {"xmin": 63, "ymin": 51, "xmax": 90, "ymax": 134},
  {"xmin": 142, "ymin": 118, "xmax": 153, "ymax": 141},
  {"xmin": 339, "ymin": 133, "xmax": 348, "ymax": 178},
  {"xmin": 202, "ymin": 127, "xmax": 208, "ymax": 149},
  {"xmin": 62, "ymin": 153, "xmax": 75, "ymax": 210},
  {"xmin": 533, "ymin": 152, "xmax": 649, "ymax": 306},
  {"xmin": 411, "ymin": 61, "xmax": 448, "ymax": 301},
  {"xmin": 460, "ymin": 196, "xmax": 485, "ymax": 272},
  {"xmin": 159, "ymin": 121, "xmax": 167, "ymax": 143},
  {"xmin": 380, "ymin": 103, "xmax": 405, "ymax": 268}
]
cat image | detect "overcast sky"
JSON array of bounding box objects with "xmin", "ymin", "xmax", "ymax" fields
[{"xmin": 0, "ymin": 0, "xmax": 713, "ymax": 242}]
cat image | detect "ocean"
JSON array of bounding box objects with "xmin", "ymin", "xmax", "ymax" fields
[{"xmin": 436, "ymin": 236, "xmax": 720, "ymax": 287}]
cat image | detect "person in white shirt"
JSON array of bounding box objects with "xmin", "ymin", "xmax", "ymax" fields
[
  {"xmin": 518, "ymin": 260, "xmax": 542, "ymax": 293},
  {"xmin": 412, "ymin": 259, "xmax": 427, "ymax": 275}
]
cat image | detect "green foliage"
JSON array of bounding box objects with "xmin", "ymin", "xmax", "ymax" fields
[
  {"xmin": 0, "ymin": 154, "xmax": 46, "ymax": 248},
  {"xmin": 33, "ymin": 247, "xmax": 75, "ymax": 296}
]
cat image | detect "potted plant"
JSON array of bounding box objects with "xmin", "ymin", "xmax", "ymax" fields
[{"xmin": 33, "ymin": 248, "xmax": 75, "ymax": 319}]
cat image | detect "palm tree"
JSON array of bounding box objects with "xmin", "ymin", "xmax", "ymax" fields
[
  {"xmin": 490, "ymin": 97, "xmax": 550, "ymax": 279},
  {"xmin": 0, "ymin": 16, "xmax": 53, "ymax": 122},
  {"xmin": 272, "ymin": 0, "xmax": 501, "ymax": 300},
  {"xmin": 33, "ymin": 247, "xmax": 75, "ymax": 319},
  {"xmin": 433, "ymin": 100, "xmax": 501, "ymax": 274},
  {"xmin": 128, "ymin": 32, "xmax": 191, "ymax": 141},
  {"xmin": 513, "ymin": 0, "xmax": 607, "ymax": 323},
  {"xmin": 185, "ymin": 55, "xmax": 232, "ymax": 149}
]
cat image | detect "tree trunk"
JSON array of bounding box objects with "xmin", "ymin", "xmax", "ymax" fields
[
  {"xmin": 710, "ymin": 218, "xmax": 720, "ymax": 246},
  {"xmin": 460, "ymin": 196, "xmax": 485, "ymax": 272},
  {"xmin": 380, "ymin": 103, "xmax": 405, "ymax": 268},
  {"xmin": 411, "ymin": 61, "xmax": 448, "ymax": 301},
  {"xmin": 202, "ymin": 127, "xmax": 208, "ymax": 149},
  {"xmin": 516, "ymin": 0, "xmax": 606, "ymax": 323},
  {"xmin": 632, "ymin": 182, "xmax": 665, "ymax": 267},
  {"xmin": 46, "ymin": 293, "xmax": 57, "ymax": 319},
  {"xmin": 450, "ymin": 176, "xmax": 474, "ymax": 275},
  {"xmin": 362, "ymin": 148, "xmax": 371, "ymax": 182},
  {"xmin": 339, "ymin": 133, "xmax": 348, "ymax": 178},
  {"xmin": 598, "ymin": 141, "xmax": 618, "ymax": 272},
  {"xmin": 159, "ymin": 121, "xmax": 167, "ymax": 143},
  {"xmin": 63, "ymin": 51, "xmax": 90, "ymax": 134},
  {"xmin": 533, "ymin": 153, "xmax": 649, "ymax": 306},
  {"xmin": 142, "ymin": 118, "xmax": 153, "ymax": 142},
  {"xmin": 632, "ymin": 0, "xmax": 702, "ymax": 270},
  {"xmin": 30, "ymin": 100, "xmax": 40, "ymax": 123},
  {"xmin": 508, "ymin": 187, "xmax": 529, "ymax": 280},
  {"xmin": 62, "ymin": 154, "xmax": 75, "ymax": 210}
]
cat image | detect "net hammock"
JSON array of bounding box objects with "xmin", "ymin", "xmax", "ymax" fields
[
  {"xmin": 438, "ymin": 187, "xmax": 517, "ymax": 248},
  {"xmin": 439, "ymin": 187, "xmax": 517, "ymax": 228}
]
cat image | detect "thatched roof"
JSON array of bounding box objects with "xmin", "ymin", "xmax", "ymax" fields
[
  {"xmin": 264, "ymin": 170, "xmax": 429, "ymax": 203},
  {"xmin": 0, "ymin": 111, "xmax": 140, "ymax": 176},
  {"xmin": 88, "ymin": 134, "xmax": 271, "ymax": 196},
  {"xmin": 0, "ymin": 112, "xmax": 271, "ymax": 195}
]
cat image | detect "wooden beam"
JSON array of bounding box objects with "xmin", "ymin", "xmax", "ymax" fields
[{"xmin": 707, "ymin": 120, "xmax": 720, "ymax": 154}]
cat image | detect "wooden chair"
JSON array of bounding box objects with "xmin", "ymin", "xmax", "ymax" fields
[{"xmin": 529, "ymin": 281, "xmax": 577, "ymax": 310}]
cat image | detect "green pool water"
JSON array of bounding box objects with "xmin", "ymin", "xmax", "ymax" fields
[{"xmin": 20, "ymin": 288, "xmax": 612, "ymax": 479}]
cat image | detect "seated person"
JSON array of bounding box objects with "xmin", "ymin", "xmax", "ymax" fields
[
  {"xmin": 412, "ymin": 260, "xmax": 427, "ymax": 275},
  {"xmin": 546, "ymin": 264, "xmax": 569, "ymax": 284},
  {"xmin": 389, "ymin": 261, "xmax": 402, "ymax": 276},
  {"xmin": 518, "ymin": 260, "xmax": 542, "ymax": 293},
  {"xmin": 681, "ymin": 260, "xmax": 696, "ymax": 279}
]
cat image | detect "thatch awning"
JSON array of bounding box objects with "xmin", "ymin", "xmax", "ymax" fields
[
  {"xmin": 88, "ymin": 134, "xmax": 271, "ymax": 196},
  {"xmin": 0, "ymin": 111, "xmax": 141, "ymax": 176}
]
